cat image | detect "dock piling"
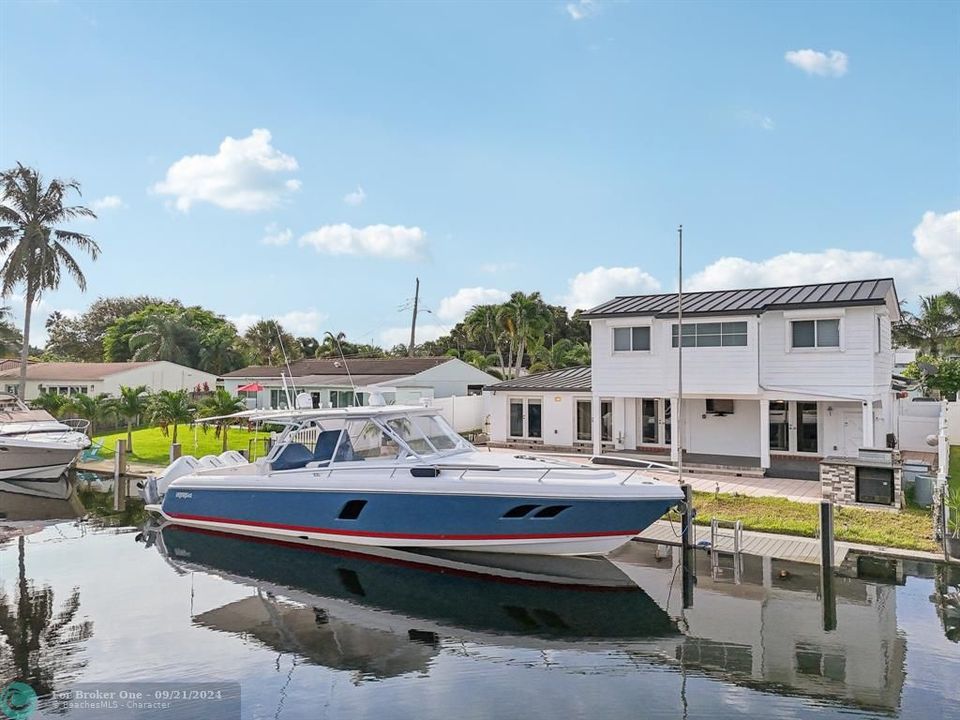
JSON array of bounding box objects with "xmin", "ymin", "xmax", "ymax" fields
[
  {"xmin": 170, "ymin": 443, "xmax": 182, "ymax": 463},
  {"xmin": 113, "ymin": 439, "xmax": 127, "ymax": 512},
  {"xmin": 819, "ymin": 499, "xmax": 837, "ymax": 631},
  {"xmin": 680, "ymin": 484, "xmax": 695, "ymax": 608}
]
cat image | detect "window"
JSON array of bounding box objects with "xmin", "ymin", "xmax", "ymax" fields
[
  {"xmin": 600, "ymin": 400, "xmax": 612, "ymax": 443},
  {"xmin": 671, "ymin": 322, "xmax": 747, "ymax": 348},
  {"xmin": 641, "ymin": 399, "xmax": 658, "ymax": 444},
  {"xmin": 386, "ymin": 414, "xmax": 464, "ymax": 456},
  {"xmin": 613, "ymin": 326, "xmax": 651, "ymax": 352},
  {"xmin": 331, "ymin": 390, "xmax": 363, "ymax": 408},
  {"xmin": 876, "ymin": 316, "xmax": 883, "ymax": 353},
  {"xmin": 269, "ymin": 389, "xmax": 290, "ymax": 409},
  {"xmin": 791, "ymin": 318, "xmax": 840, "ymax": 349},
  {"xmin": 508, "ymin": 399, "xmax": 542, "ymax": 440}
]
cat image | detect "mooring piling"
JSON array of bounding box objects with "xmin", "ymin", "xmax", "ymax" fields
[
  {"xmin": 819, "ymin": 499, "xmax": 837, "ymax": 631},
  {"xmin": 113, "ymin": 438, "xmax": 127, "ymax": 512}
]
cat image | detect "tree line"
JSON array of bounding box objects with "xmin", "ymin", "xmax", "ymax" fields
[{"xmin": 894, "ymin": 290, "xmax": 960, "ymax": 399}]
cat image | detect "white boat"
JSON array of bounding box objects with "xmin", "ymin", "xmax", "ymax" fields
[
  {"xmin": 0, "ymin": 393, "xmax": 91, "ymax": 480},
  {"xmin": 144, "ymin": 396, "xmax": 683, "ymax": 556}
]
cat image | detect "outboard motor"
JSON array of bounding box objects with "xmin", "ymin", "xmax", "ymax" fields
[{"xmin": 139, "ymin": 476, "xmax": 161, "ymax": 505}]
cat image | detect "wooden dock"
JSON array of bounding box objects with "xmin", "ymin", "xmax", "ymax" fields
[{"xmin": 637, "ymin": 520, "xmax": 850, "ymax": 565}]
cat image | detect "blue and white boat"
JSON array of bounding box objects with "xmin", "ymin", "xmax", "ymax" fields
[{"xmin": 143, "ymin": 401, "xmax": 683, "ymax": 556}]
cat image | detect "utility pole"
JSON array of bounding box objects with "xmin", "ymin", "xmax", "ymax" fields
[
  {"xmin": 408, "ymin": 277, "xmax": 420, "ymax": 357},
  {"xmin": 677, "ymin": 225, "xmax": 684, "ymax": 486}
]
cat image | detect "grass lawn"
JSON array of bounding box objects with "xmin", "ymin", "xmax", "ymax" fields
[
  {"xmin": 674, "ymin": 490, "xmax": 938, "ymax": 553},
  {"xmin": 92, "ymin": 425, "xmax": 268, "ymax": 465}
]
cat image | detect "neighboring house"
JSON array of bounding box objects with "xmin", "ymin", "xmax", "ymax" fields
[
  {"xmin": 0, "ymin": 361, "xmax": 218, "ymax": 400},
  {"xmin": 222, "ymin": 357, "xmax": 498, "ymax": 409},
  {"xmin": 487, "ymin": 278, "xmax": 904, "ymax": 480}
]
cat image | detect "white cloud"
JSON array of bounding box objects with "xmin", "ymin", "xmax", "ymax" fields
[
  {"xmin": 480, "ymin": 261, "xmax": 518, "ymax": 274},
  {"xmin": 738, "ymin": 109, "xmax": 774, "ymax": 131},
  {"xmin": 436, "ymin": 287, "xmax": 509, "ymax": 323},
  {"xmin": 274, "ymin": 309, "xmax": 328, "ymax": 337},
  {"xmin": 685, "ymin": 209, "xmax": 959, "ymax": 300},
  {"xmin": 565, "ymin": 0, "xmax": 598, "ymax": 20},
  {"xmin": 785, "ymin": 49, "xmax": 848, "ymax": 77},
  {"xmin": 152, "ymin": 128, "xmax": 300, "ymax": 212},
  {"xmin": 299, "ymin": 223, "xmax": 426, "ymax": 260},
  {"xmin": 227, "ymin": 309, "xmax": 328, "ymax": 337},
  {"xmin": 343, "ymin": 186, "xmax": 367, "ymax": 206},
  {"xmin": 380, "ymin": 323, "xmax": 447, "ymax": 348},
  {"xmin": 562, "ymin": 266, "xmax": 662, "ymax": 311},
  {"xmin": 91, "ymin": 195, "xmax": 124, "ymax": 211},
  {"xmin": 261, "ymin": 222, "xmax": 292, "ymax": 247}
]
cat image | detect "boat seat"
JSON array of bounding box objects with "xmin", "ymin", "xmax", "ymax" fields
[
  {"xmin": 313, "ymin": 430, "xmax": 342, "ymax": 464},
  {"xmin": 271, "ymin": 442, "xmax": 314, "ymax": 471}
]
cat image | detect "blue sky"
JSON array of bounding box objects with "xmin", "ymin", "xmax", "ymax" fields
[{"xmin": 1, "ymin": 0, "xmax": 957, "ymax": 347}]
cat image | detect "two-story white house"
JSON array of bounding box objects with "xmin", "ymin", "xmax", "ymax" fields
[{"xmin": 486, "ymin": 278, "xmax": 901, "ymax": 480}]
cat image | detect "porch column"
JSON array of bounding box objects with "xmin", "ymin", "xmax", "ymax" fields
[
  {"xmin": 592, "ymin": 393, "xmax": 602, "ymax": 456},
  {"xmin": 613, "ymin": 397, "xmax": 625, "ymax": 450},
  {"xmin": 670, "ymin": 396, "xmax": 680, "ymax": 463},
  {"xmin": 759, "ymin": 399, "xmax": 771, "ymax": 471},
  {"xmin": 862, "ymin": 400, "xmax": 875, "ymax": 449}
]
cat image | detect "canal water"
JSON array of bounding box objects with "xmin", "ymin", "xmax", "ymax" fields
[{"xmin": 0, "ymin": 480, "xmax": 957, "ymax": 719}]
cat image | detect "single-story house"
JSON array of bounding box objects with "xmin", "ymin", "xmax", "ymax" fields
[
  {"xmin": 486, "ymin": 278, "xmax": 932, "ymax": 481},
  {"xmin": 0, "ymin": 361, "xmax": 218, "ymax": 400},
  {"xmin": 222, "ymin": 356, "xmax": 498, "ymax": 409}
]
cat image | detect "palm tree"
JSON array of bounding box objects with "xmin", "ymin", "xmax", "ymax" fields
[
  {"xmin": 893, "ymin": 291, "xmax": 960, "ymax": 356},
  {"xmin": 198, "ymin": 388, "xmax": 246, "ymax": 452},
  {"xmin": 497, "ymin": 291, "xmax": 551, "ymax": 379},
  {"xmin": 116, "ymin": 385, "xmax": 149, "ymax": 453},
  {"xmin": 30, "ymin": 390, "xmax": 67, "ymax": 417},
  {"xmin": 530, "ymin": 338, "xmax": 591, "ymax": 372},
  {"xmin": 129, "ymin": 310, "xmax": 193, "ymax": 364},
  {"xmin": 243, "ymin": 320, "xmax": 301, "ymax": 365},
  {"xmin": 464, "ymin": 304, "xmax": 506, "ymax": 370},
  {"xmin": 0, "ymin": 164, "xmax": 100, "ymax": 399},
  {"xmin": 0, "ymin": 305, "xmax": 22, "ymax": 356},
  {"xmin": 64, "ymin": 393, "xmax": 116, "ymax": 436},
  {"xmin": 148, "ymin": 389, "xmax": 195, "ymax": 445},
  {"xmin": 0, "ymin": 536, "xmax": 94, "ymax": 698},
  {"xmin": 198, "ymin": 326, "xmax": 244, "ymax": 375}
]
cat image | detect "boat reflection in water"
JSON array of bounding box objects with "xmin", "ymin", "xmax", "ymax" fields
[
  {"xmin": 0, "ymin": 477, "xmax": 85, "ymax": 523},
  {"xmin": 150, "ymin": 523, "xmax": 678, "ymax": 679}
]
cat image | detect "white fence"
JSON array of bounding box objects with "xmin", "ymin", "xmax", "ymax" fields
[
  {"xmin": 896, "ymin": 400, "xmax": 942, "ymax": 453},
  {"xmin": 429, "ymin": 394, "xmax": 486, "ymax": 433},
  {"xmin": 945, "ymin": 401, "xmax": 960, "ymax": 445}
]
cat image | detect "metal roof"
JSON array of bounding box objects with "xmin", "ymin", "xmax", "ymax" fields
[
  {"xmin": 0, "ymin": 361, "xmax": 162, "ymax": 381},
  {"xmin": 580, "ymin": 278, "xmax": 898, "ymax": 319},
  {"xmin": 485, "ymin": 366, "xmax": 591, "ymax": 392},
  {"xmin": 223, "ymin": 357, "xmax": 453, "ymax": 379}
]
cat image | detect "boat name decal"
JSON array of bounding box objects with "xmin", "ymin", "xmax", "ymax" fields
[{"xmin": 175, "ymin": 492, "xmax": 193, "ymax": 499}]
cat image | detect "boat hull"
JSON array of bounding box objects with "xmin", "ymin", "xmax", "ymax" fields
[
  {"xmin": 0, "ymin": 441, "xmax": 85, "ymax": 480},
  {"xmin": 155, "ymin": 487, "xmax": 677, "ymax": 556}
]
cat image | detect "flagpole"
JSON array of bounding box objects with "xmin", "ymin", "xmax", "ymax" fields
[{"xmin": 677, "ymin": 224, "xmax": 683, "ymax": 485}]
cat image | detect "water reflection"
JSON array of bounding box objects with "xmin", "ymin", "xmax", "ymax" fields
[
  {"xmin": 930, "ymin": 563, "xmax": 960, "ymax": 643},
  {"xmin": 149, "ymin": 524, "xmax": 678, "ymax": 670},
  {"xmin": 0, "ymin": 478, "xmax": 84, "ymax": 522}
]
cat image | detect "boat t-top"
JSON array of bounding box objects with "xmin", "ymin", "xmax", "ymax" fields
[{"xmin": 144, "ymin": 395, "xmax": 683, "ymax": 556}]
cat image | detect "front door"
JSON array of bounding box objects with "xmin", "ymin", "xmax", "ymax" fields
[
  {"xmin": 840, "ymin": 411, "xmax": 863, "ymax": 457},
  {"xmin": 635, "ymin": 398, "xmax": 672, "ymax": 448}
]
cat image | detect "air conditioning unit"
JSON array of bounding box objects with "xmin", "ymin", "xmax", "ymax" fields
[{"xmin": 705, "ymin": 399, "xmax": 735, "ymax": 416}]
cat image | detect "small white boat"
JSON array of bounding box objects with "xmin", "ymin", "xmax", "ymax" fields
[
  {"xmin": 144, "ymin": 398, "xmax": 683, "ymax": 556},
  {"xmin": 0, "ymin": 393, "xmax": 90, "ymax": 480}
]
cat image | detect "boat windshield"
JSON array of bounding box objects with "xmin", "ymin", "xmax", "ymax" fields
[{"xmin": 384, "ymin": 413, "xmax": 468, "ymax": 457}]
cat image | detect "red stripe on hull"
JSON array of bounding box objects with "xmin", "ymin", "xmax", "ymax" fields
[{"xmin": 166, "ymin": 512, "xmax": 639, "ymax": 541}]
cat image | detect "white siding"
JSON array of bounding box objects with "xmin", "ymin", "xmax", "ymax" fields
[
  {"xmin": 102, "ymin": 362, "xmax": 217, "ymax": 396},
  {"xmin": 682, "ymin": 399, "xmax": 761, "ymax": 457},
  {"xmin": 759, "ymin": 307, "xmax": 886, "ymax": 398},
  {"xmin": 487, "ymin": 391, "xmax": 592, "ymax": 447},
  {"xmin": 590, "ymin": 316, "xmax": 760, "ymax": 397},
  {"xmin": 399, "ymin": 359, "xmax": 498, "ymax": 399}
]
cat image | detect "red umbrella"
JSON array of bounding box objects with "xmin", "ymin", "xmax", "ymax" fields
[{"xmin": 238, "ymin": 382, "xmax": 264, "ymax": 392}]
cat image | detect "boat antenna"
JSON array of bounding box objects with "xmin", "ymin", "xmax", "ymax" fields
[
  {"xmin": 325, "ymin": 331, "xmax": 359, "ymax": 406},
  {"xmin": 677, "ymin": 224, "xmax": 684, "ymax": 486},
  {"xmin": 274, "ymin": 320, "xmax": 297, "ymax": 406}
]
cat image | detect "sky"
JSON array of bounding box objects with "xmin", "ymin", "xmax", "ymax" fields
[{"xmin": 1, "ymin": 0, "xmax": 958, "ymax": 348}]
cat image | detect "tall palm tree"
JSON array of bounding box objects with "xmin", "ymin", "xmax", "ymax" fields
[
  {"xmin": 116, "ymin": 385, "xmax": 149, "ymax": 453},
  {"xmin": 64, "ymin": 393, "xmax": 116, "ymax": 436},
  {"xmin": 893, "ymin": 291, "xmax": 960, "ymax": 356},
  {"xmin": 129, "ymin": 311, "xmax": 192, "ymax": 364},
  {"xmin": 0, "ymin": 305, "xmax": 23, "ymax": 356},
  {"xmin": 148, "ymin": 389, "xmax": 195, "ymax": 445},
  {"xmin": 0, "ymin": 536, "xmax": 94, "ymax": 698},
  {"xmin": 464, "ymin": 304, "xmax": 506, "ymax": 370},
  {"xmin": 0, "ymin": 164, "xmax": 100, "ymax": 399},
  {"xmin": 198, "ymin": 388, "xmax": 246, "ymax": 452},
  {"xmin": 198, "ymin": 326, "xmax": 244, "ymax": 375},
  {"xmin": 243, "ymin": 320, "xmax": 300, "ymax": 365},
  {"xmin": 498, "ymin": 291, "xmax": 551, "ymax": 379}
]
